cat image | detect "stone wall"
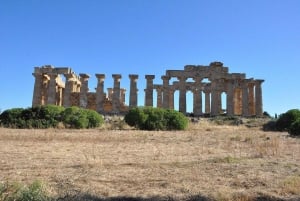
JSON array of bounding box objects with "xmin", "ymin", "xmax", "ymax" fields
[{"xmin": 32, "ymin": 62, "xmax": 264, "ymax": 116}]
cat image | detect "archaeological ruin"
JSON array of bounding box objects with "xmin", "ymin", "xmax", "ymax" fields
[{"xmin": 32, "ymin": 62, "xmax": 264, "ymax": 117}]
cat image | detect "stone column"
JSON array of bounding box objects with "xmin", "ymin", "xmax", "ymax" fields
[
  {"xmin": 193, "ymin": 88, "xmax": 202, "ymax": 116},
  {"xmin": 204, "ymin": 90, "xmax": 211, "ymax": 114},
  {"xmin": 210, "ymin": 81, "xmax": 218, "ymax": 116},
  {"xmin": 217, "ymin": 91, "xmax": 222, "ymax": 114},
  {"xmin": 255, "ymin": 80, "xmax": 264, "ymax": 116},
  {"xmin": 63, "ymin": 74, "xmax": 76, "ymax": 107},
  {"xmin": 112, "ymin": 74, "xmax": 121, "ymax": 113},
  {"xmin": 242, "ymin": 80, "xmax": 249, "ymax": 116},
  {"xmin": 156, "ymin": 86, "xmax": 163, "ymax": 108},
  {"xmin": 95, "ymin": 74, "xmax": 105, "ymax": 112},
  {"xmin": 226, "ymin": 79, "xmax": 234, "ymax": 116},
  {"xmin": 169, "ymin": 89, "xmax": 175, "ymax": 110},
  {"xmin": 178, "ymin": 76, "xmax": 187, "ymax": 114},
  {"xmin": 47, "ymin": 73, "xmax": 58, "ymax": 105},
  {"xmin": 234, "ymin": 88, "xmax": 242, "ymax": 115},
  {"xmin": 145, "ymin": 75, "xmax": 155, "ymax": 106},
  {"xmin": 76, "ymin": 81, "xmax": 81, "ymax": 92},
  {"xmin": 120, "ymin": 88, "xmax": 126, "ymax": 104},
  {"xmin": 57, "ymin": 86, "xmax": 63, "ymax": 106},
  {"xmin": 79, "ymin": 73, "xmax": 90, "ymax": 108},
  {"xmin": 41, "ymin": 75, "xmax": 50, "ymax": 105},
  {"xmin": 32, "ymin": 72, "xmax": 43, "ymax": 107},
  {"xmin": 107, "ymin": 88, "xmax": 113, "ymax": 100},
  {"xmin": 248, "ymin": 82, "xmax": 255, "ymax": 116},
  {"xmin": 162, "ymin": 76, "xmax": 170, "ymax": 109},
  {"xmin": 129, "ymin": 74, "xmax": 138, "ymax": 108}
]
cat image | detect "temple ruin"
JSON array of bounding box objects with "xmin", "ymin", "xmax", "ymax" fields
[{"xmin": 32, "ymin": 62, "xmax": 264, "ymax": 116}]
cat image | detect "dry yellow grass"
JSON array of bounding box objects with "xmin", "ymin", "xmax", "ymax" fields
[{"xmin": 0, "ymin": 120, "xmax": 299, "ymax": 200}]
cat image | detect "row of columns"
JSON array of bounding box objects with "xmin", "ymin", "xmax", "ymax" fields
[
  {"xmin": 93, "ymin": 74, "xmax": 139, "ymax": 113},
  {"xmin": 32, "ymin": 72, "xmax": 139, "ymax": 113},
  {"xmin": 148, "ymin": 76, "xmax": 264, "ymax": 117},
  {"xmin": 32, "ymin": 72, "xmax": 71, "ymax": 107},
  {"xmin": 33, "ymin": 70, "xmax": 263, "ymax": 116}
]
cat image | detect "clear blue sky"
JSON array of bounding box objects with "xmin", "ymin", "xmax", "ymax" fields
[{"xmin": 0, "ymin": 0, "xmax": 299, "ymax": 116}]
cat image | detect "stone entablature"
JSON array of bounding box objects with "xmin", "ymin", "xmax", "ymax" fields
[{"xmin": 32, "ymin": 62, "xmax": 264, "ymax": 116}]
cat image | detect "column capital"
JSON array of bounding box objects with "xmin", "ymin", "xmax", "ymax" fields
[
  {"xmin": 242, "ymin": 79, "xmax": 252, "ymax": 87},
  {"xmin": 95, "ymin": 74, "xmax": 105, "ymax": 80},
  {"xmin": 203, "ymin": 89, "xmax": 210, "ymax": 94},
  {"xmin": 255, "ymin": 79, "xmax": 264, "ymax": 85},
  {"xmin": 145, "ymin": 75, "xmax": 155, "ymax": 80},
  {"xmin": 79, "ymin": 73, "xmax": 90, "ymax": 80},
  {"xmin": 32, "ymin": 72, "xmax": 42, "ymax": 77},
  {"xmin": 112, "ymin": 74, "xmax": 122, "ymax": 80},
  {"xmin": 161, "ymin": 75, "xmax": 170, "ymax": 80},
  {"xmin": 177, "ymin": 75, "xmax": 187, "ymax": 81},
  {"xmin": 65, "ymin": 73, "xmax": 78, "ymax": 81},
  {"xmin": 129, "ymin": 74, "xmax": 139, "ymax": 80},
  {"xmin": 248, "ymin": 82, "xmax": 255, "ymax": 88},
  {"xmin": 47, "ymin": 72, "xmax": 58, "ymax": 78},
  {"xmin": 193, "ymin": 77, "xmax": 202, "ymax": 83},
  {"xmin": 155, "ymin": 85, "xmax": 163, "ymax": 91}
]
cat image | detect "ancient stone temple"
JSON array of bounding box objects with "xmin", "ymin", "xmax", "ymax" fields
[{"xmin": 32, "ymin": 62, "xmax": 264, "ymax": 116}]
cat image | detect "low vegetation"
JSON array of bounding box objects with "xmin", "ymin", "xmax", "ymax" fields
[
  {"xmin": 124, "ymin": 107, "xmax": 188, "ymax": 130},
  {"xmin": 0, "ymin": 105, "xmax": 104, "ymax": 129},
  {"xmin": 0, "ymin": 181, "xmax": 50, "ymax": 201},
  {"xmin": 264, "ymin": 109, "xmax": 300, "ymax": 136}
]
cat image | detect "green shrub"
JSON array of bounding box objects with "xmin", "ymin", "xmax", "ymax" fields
[
  {"xmin": 0, "ymin": 108, "xmax": 24, "ymax": 128},
  {"xmin": 0, "ymin": 181, "xmax": 50, "ymax": 201},
  {"xmin": 124, "ymin": 107, "xmax": 188, "ymax": 130},
  {"xmin": 164, "ymin": 109, "xmax": 188, "ymax": 130},
  {"xmin": 61, "ymin": 106, "xmax": 103, "ymax": 129},
  {"xmin": 22, "ymin": 105, "xmax": 65, "ymax": 128},
  {"xmin": 0, "ymin": 105, "xmax": 103, "ymax": 129},
  {"xmin": 276, "ymin": 109, "xmax": 300, "ymax": 131},
  {"xmin": 124, "ymin": 107, "xmax": 148, "ymax": 128},
  {"xmin": 263, "ymin": 120, "xmax": 277, "ymax": 131},
  {"xmin": 289, "ymin": 118, "xmax": 300, "ymax": 136},
  {"xmin": 84, "ymin": 109, "xmax": 104, "ymax": 128}
]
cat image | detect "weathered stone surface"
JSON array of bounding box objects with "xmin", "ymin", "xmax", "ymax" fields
[
  {"xmin": 95, "ymin": 74, "xmax": 105, "ymax": 112},
  {"xmin": 129, "ymin": 74, "xmax": 138, "ymax": 108},
  {"xmin": 145, "ymin": 75, "xmax": 155, "ymax": 107},
  {"xmin": 32, "ymin": 62, "xmax": 264, "ymax": 116},
  {"xmin": 112, "ymin": 74, "xmax": 121, "ymax": 113}
]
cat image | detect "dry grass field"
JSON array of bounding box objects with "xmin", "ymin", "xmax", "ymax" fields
[{"xmin": 0, "ymin": 119, "xmax": 300, "ymax": 201}]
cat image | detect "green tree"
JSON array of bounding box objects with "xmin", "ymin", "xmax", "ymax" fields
[
  {"xmin": 289, "ymin": 118, "xmax": 300, "ymax": 136},
  {"xmin": 276, "ymin": 109, "xmax": 300, "ymax": 131}
]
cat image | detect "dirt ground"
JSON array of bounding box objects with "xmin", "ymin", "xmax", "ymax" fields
[{"xmin": 0, "ymin": 121, "xmax": 299, "ymax": 200}]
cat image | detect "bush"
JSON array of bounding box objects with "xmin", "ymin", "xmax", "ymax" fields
[
  {"xmin": 0, "ymin": 105, "xmax": 103, "ymax": 129},
  {"xmin": 61, "ymin": 106, "xmax": 104, "ymax": 129},
  {"xmin": 276, "ymin": 109, "xmax": 300, "ymax": 131},
  {"xmin": 85, "ymin": 109, "xmax": 104, "ymax": 128},
  {"xmin": 164, "ymin": 109, "xmax": 188, "ymax": 130},
  {"xmin": 124, "ymin": 107, "xmax": 188, "ymax": 130},
  {"xmin": 23, "ymin": 105, "xmax": 65, "ymax": 128},
  {"xmin": 0, "ymin": 181, "xmax": 50, "ymax": 201},
  {"xmin": 289, "ymin": 118, "xmax": 300, "ymax": 136},
  {"xmin": 124, "ymin": 107, "xmax": 148, "ymax": 128},
  {"xmin": 0, "ymin": 108, "xmax": 24, "ymax": 128},
  {"xmin": 263, "ymin": 120, "xmax": 277, "ymax": 131},
  {"xmin": 0, "ymin": 105, "xmax": 64, "ymax": 129}
]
